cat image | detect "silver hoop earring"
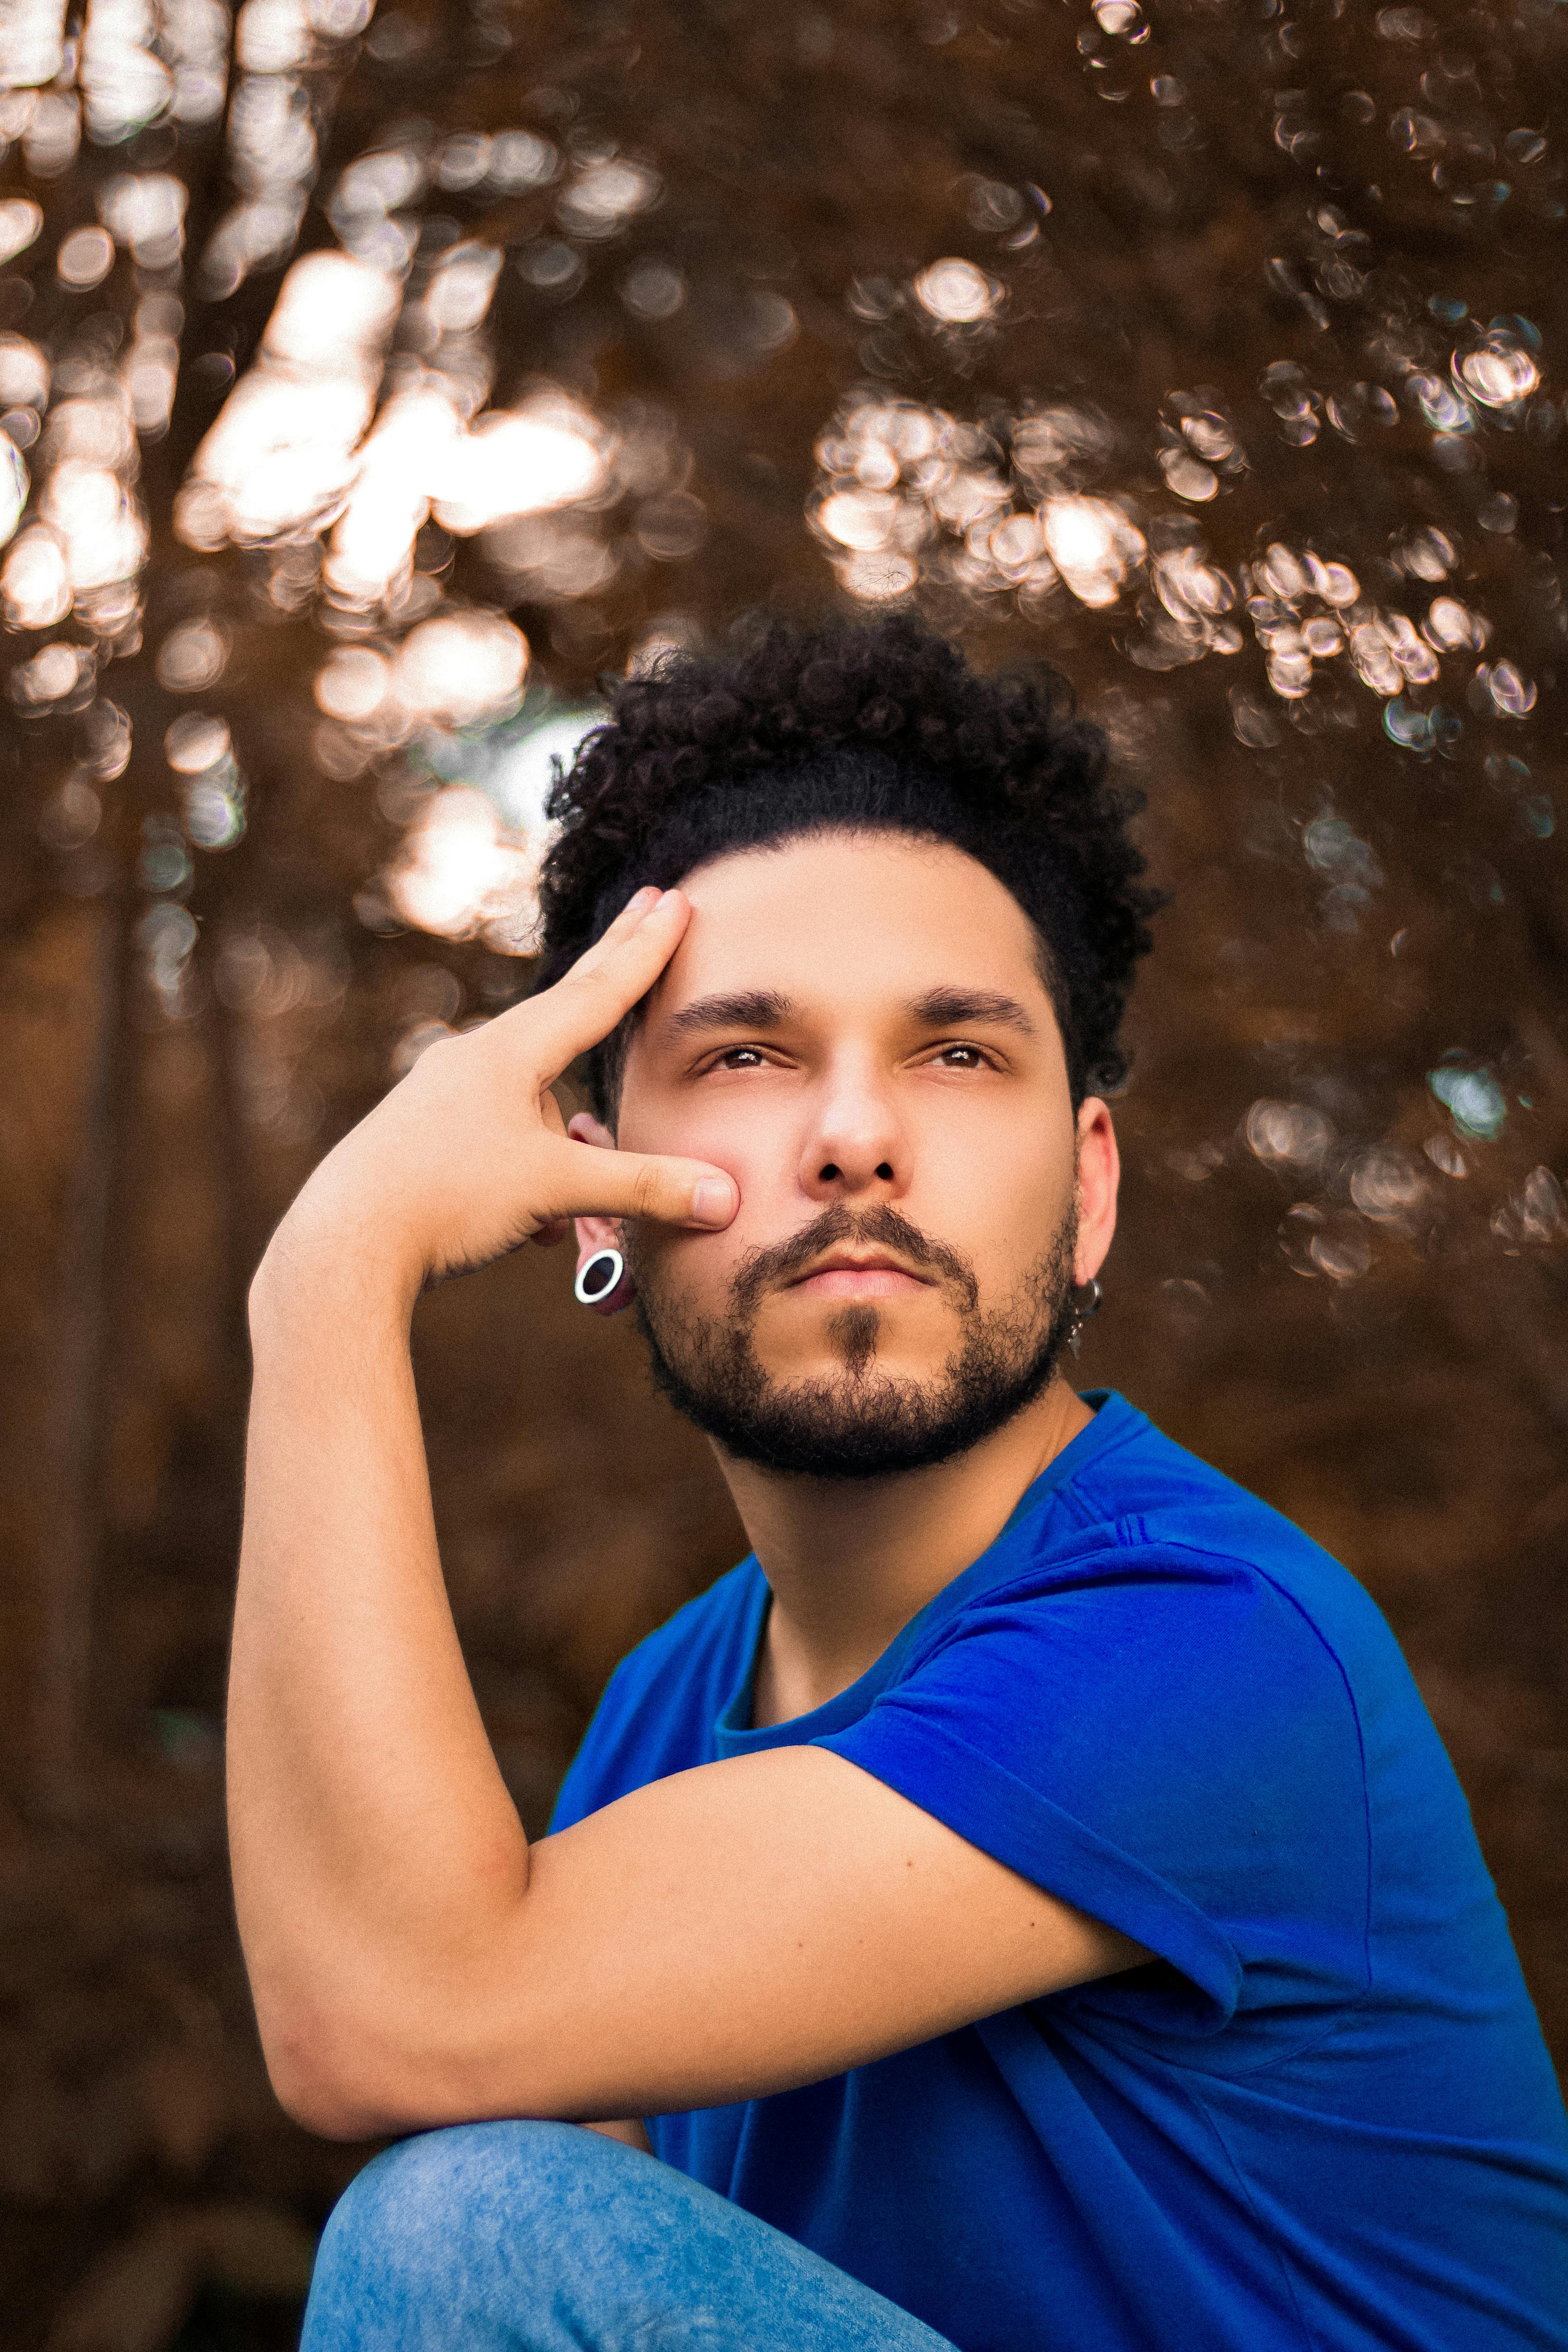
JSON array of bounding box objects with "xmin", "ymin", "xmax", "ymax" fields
[
  {"xmin": 574, "ymin": 1247, "xmax": 625, "ymax": 1308},
  {"xmin": 1068, "ymin": 1276, "xmax": 1102, "ymax": 1357}
]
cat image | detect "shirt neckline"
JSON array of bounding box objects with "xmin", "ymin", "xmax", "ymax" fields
[{"xmin": 714, "ymin": 1389, "xmax": 1143, "ymax": 1757}]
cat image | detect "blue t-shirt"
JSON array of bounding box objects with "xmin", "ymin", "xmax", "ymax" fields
[{"xmin": 551, "ymin": 1393, "xmax": 1568, "ymax": 2352}]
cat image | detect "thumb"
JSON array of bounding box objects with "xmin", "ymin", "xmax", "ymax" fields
[{"xmin": 543, "ymin": 1135, "xmax": 738, "ymax": 1231}]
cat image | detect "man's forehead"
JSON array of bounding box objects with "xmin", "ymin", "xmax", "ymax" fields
[{"xmin": 660, "ymin": 831, "xmax": 1050, "ymax": 1002}]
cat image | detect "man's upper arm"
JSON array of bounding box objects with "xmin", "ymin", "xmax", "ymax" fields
[{"xmin": 326, "ymin": 1743, "xmax": 1147, "ymax": 2134}]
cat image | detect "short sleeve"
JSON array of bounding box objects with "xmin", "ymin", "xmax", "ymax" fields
[{"xmin": 813, "ymin": 1539, "xmax": 1371, "ymax": 2047}]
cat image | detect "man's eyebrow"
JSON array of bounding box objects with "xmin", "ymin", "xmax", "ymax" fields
[
  {"xmin": 911, "ymin": 986, "xmax": 1038, "ymax": 1035},
  {"xmin": 662, "ymin": 988, "xmax": 793, "ymax": 1038}
]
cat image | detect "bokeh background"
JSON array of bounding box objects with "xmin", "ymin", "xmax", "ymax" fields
[{"xmin": 1, "ymin": 0, "xmax": 1565, "ymax": 2340}]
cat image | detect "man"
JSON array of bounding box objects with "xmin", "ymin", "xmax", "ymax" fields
[{"xmin": 231, "ymin": 617, "xmax": 1568, "ymax": 2352}]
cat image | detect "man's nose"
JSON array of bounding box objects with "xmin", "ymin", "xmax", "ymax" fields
[{"xmin": 798, "ymin": 1063, "xmax": 907, "ymax": 1202}]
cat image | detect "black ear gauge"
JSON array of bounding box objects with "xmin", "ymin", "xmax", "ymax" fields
[{"xmin": 574, "ymin": 1247, "xmax": 626, "ymax": 1307}]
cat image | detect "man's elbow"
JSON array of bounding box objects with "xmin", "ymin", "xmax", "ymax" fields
[
  {"xmin": 255, "ymin": 1991, "xmax": 561, "ymax": 2141},
  {"xmin": 255, "ymin": 1980, "xmax": 445, "ymax": 2141},
  {"xmin": 260, "ymin": 2013, "xmax": 393, "ymax": 2141},
  {"xmin": 272, "ymin": 2073, "xmax": 378, "ymax": 2142}
]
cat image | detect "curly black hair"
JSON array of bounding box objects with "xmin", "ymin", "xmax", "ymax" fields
[{"xmin": 534, "ymin": 613, "xmax": 1161, "ymax": 1114}]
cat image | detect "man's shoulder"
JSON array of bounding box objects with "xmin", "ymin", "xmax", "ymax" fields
[
  {"xmin": 1059, "ymin": 1395, "xmax": 1296, "ymax": 1546},
  {"xmin": 1010, "ymin": 1397, "xmax": 1401, "ymax": 1679}
]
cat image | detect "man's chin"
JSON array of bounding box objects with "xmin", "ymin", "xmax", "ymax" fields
[
  {"xmin": 642, "ymin": 1343, "xmax": 1067, "ymax": 1484},
  {"xmin": 697, "ymin": 1385, "xmax": 1007, "ymax": 1482}
]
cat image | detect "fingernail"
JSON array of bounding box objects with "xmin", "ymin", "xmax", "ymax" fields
[
  {"xmin": 692, "ymin": 1177, "xmax": 734, "ymax": 1226},
  {"xmin": 627, "ymin": 886, "xmax": 660, "ymax": 916}
]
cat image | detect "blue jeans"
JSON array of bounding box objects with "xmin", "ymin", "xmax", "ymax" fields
[{"xmin": 302, "ymin": 2120, "xmax": 959, "ymax": 2351}]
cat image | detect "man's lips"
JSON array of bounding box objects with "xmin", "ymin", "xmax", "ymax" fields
[{"xmin": 784, "ymin": 1253, "xmax": 935, "ymax": 1300}]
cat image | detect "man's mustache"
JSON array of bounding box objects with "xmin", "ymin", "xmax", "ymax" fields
[{"xmin": 731, "ymin": 1203, "xmax": 980, "ymax": 1318}]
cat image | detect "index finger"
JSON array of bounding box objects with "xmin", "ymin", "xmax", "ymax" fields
[{"xmin": 522, "ymin": 888, "xmax": 691, "ymax": 1079}]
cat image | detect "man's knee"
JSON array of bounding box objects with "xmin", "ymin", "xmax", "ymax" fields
[{"xmin": 305, "ymin": 2119, "xmax": 603, "ymax": 2340}]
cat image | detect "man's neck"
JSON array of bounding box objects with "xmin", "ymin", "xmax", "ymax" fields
[{"xmin": 724, "ymin": 1379, "xmax": 1093, "ymax": 1730}]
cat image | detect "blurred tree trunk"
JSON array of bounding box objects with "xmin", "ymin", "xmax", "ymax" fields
[{"xmin": 0, "ymin": 888, "xmax": 127, "ymax": 1810}]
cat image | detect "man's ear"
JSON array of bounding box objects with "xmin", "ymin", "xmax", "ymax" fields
[
  {"xmin": 1073, "ymin": 1097, "xmax": 1120, "ymax": 1287},
  {"xmin": 568, "ymin": 1112, "xmax": 626, "ymax": 1264}
]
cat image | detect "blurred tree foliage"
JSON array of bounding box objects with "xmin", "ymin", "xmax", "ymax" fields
[{"xmin": 1, "ymin": 0, "xmax": 1566, "ymax": 2339}]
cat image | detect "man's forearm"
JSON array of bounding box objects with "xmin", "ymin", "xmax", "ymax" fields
[
  {"xmin": 230, "ymin": 1221, "xmax": 532, "ymax": 2130},
  {"xmin": 225, "ymin": 896, "xmax": 740, "ymax": 2135}
]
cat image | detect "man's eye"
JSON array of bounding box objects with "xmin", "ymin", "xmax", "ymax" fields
[
  {"xmin": 714, "ymin": 1045, "xmax": 766, "ymax": 1069},
  {"xmin": 935, "ymin": 1043, "xmax": 986, "ymax": 1069}
]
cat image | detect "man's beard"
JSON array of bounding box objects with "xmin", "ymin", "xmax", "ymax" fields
[{"xmin": 627, "ymin": 1198, "xmax": 1080, "ymax": 1481}]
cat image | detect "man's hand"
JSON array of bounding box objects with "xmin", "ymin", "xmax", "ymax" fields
[{"xmin": 255, "ymin": 883, "xmax": 735, "ymax": 1305}]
